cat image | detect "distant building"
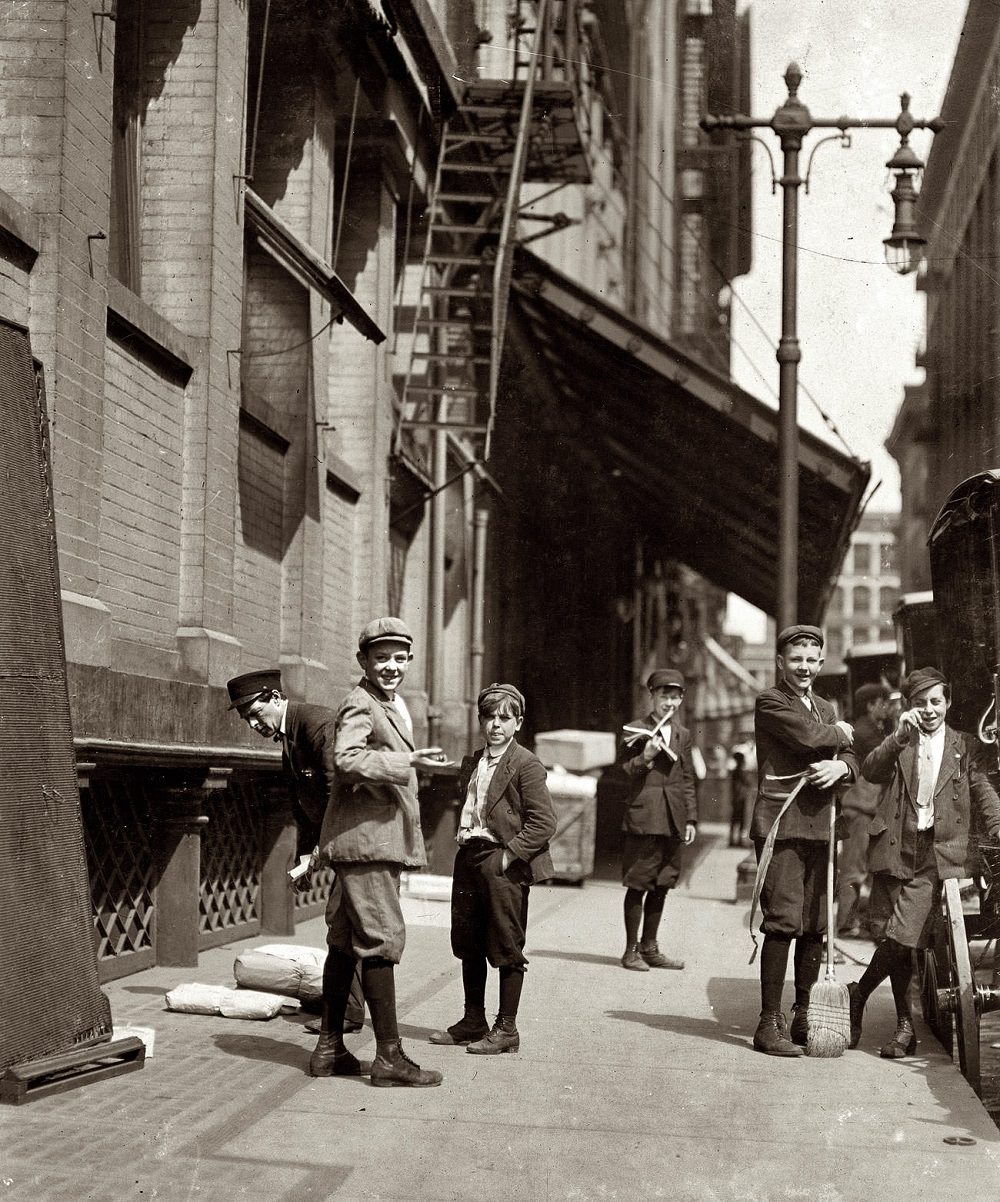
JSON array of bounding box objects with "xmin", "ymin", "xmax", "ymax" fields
[{"xmin": 822, "ymin": 513, "xmax": 900, "ymax": 671}]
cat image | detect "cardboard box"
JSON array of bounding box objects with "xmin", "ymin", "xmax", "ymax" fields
[{"xmin": 534, "ymin": 729, "xmax": 616, "ymax": 772}]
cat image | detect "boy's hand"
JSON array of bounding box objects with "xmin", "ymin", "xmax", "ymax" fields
[
  {"xmin": 642, "ymin": 735, "xmax": 663, "ymax": 762},
  {"xmin": 410, "ymin": 747, "xmax": 455, "ymax": 773},
  {"xmin": 894, "ymin": 710, "xmax": 923, "ymax": 744},
  {"xmin": 806, "ymin": 759, "xmax": 850, "ymax": 789},
  {"xmin": 835, "ymin": 720, "xmax": 854, "ymax": 744},
  {"xmin": 684, "ymin": 822, "xmax": 697, "ymax": 846}
]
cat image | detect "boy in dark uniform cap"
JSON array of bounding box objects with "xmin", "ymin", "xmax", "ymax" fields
[
  {"xmin": 618, "ymin": 668, "xmax": 698, "ymax": 971},
  {"xmin": 850, "ymin": 667, "xmax": 1000, "ymax": 1058},
  {"xmin": 750, "ymin": 625, "xmax": 858, "ymax": 1056}
]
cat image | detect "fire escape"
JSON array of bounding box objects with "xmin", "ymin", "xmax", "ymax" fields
[{"xmin": 394, "ymin": 0, "xmax": 592, "ymax": 469}]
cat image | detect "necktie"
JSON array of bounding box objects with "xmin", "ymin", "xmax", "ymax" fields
[{"xmin": 915, "ymin": 736, "xmax": 935, "ymax": 827}]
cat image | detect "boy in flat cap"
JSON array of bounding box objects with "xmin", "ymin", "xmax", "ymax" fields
[
  {"xmin": 430, "ymin": 683, "xmax": 556, "ymax": 1055},
  {"xmin": 226, "ymin": 668, "xmax": 367, "ymax": 1048},
  {"xmin": 850, "ymin": 667, "xmax": 1000, "ymax": 1058},
  {"xmin": 617, "ymin": 668, "xmax": 698, "ymax": 972},
  {"xmin": 312, "ymin": 615, "xmax": 458, "ymax": 1087},
  {"xmin": 750, "ymin": 625, "xmax": 858, "ymax": 1056}
]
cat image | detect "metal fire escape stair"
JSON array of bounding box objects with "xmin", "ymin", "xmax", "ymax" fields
[{"xmin": 394, "ymin": 0, "xmax": 589, "ymax": 465}]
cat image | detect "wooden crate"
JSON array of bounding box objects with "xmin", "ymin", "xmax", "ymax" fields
[{"xmin": 547, "ymin": 774, "xmax": 597, "ymax": 884}]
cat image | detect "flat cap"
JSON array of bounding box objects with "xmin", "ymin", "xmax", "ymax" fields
[
  {"xmin": 647, "ymin": 668, "xmax": 685, "ymax": 691},
  {"xmin": 358, "ymin": 616, "xmax": 413, "ymax": 651},
  {"xmin": 227, "ymin": 668, "xmax": 282, "ymax": 710},
  {"xmin": 903, "ymin": 666, "xmax": 947, "ymax": 702},
  {"xmin": 478, "ymin": 682, "xmax": 526, "ymax": 712},
  {"xmin": 776, "ymin": 624, "xmax": 824, "ymax": 652}
]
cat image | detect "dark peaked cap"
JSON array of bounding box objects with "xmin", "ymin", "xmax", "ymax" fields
[
  {"xmin": 776, "ymin": 624, "xmax": 824, "ymax": 652},
  {"xmin": 227, "ymin": 668, "xmax": 282, "ymax": 710},
  {"xmin": 903, "ymin": 667, "xmax": 948, "ymax": 702}
]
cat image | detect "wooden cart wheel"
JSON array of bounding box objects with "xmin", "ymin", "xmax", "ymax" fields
[
  {"xmin": 920, "ymin": 947, "xmax": 952, "ymax": 1053},
  {"xmin": 943, "ymin": 877, "xmax": 981, "ymax": 1095}
]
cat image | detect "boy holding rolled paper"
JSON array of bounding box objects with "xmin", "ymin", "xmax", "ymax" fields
[
  {"xmin": 618, "ymin": 669, "xmax": 698, "ymax": 971},
  {"xmin": 749, "ymin": 625, "xmax": 858, "ymax": 1056}
]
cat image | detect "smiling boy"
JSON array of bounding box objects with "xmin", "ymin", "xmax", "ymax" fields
[
  {"xmin": 849, "ymin": 668, "xmax": 1000, "ymax": 1058},
  {"xmin": 750, "ymin": 625, "xmax": 858, "ymax": 1056},
  {"xmin": 313, "ymin": 616, "xmax": 455, "ymax": 1087},
  {"xmin": 429, "ymin": 683, "xmax": 555, "ymax": 1056}
]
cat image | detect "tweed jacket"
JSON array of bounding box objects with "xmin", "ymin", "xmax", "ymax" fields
[
  {"xmin": 619, "ymin": 715, "xmax": 698, "ymax": 836},
  {"xmin": 863, "ymin": 725, "xmax": 1000, "ymax": 880},
  {"xmin": 457, "ymin": 741, "xmax": 557, "ymax": 882},
  {"xmin": 281, "ymin": 701, "xmax": 339, "ymax": 828},
  {"xmin": 317, "ymin": 678, "xmax": 427, "ymax": 870},
  {"xmin": 750, "ymin": 681, "xmax": 858, "ymax": 842}
]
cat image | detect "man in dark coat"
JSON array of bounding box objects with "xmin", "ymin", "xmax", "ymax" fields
[
  {"xmin": 836, "ymin": 682, "xmax": 889, "ymax": 935},
  {"xmin": 849, "ymin": 667, "xmax": 1000, "ymax": 1058},
  {"xmin": 750, "ymin": 625, "xmax": 858, "ymax": 1056},
  {"xmin": 618, "ymin": 668, "xmax": 698, "ymax": 972}
]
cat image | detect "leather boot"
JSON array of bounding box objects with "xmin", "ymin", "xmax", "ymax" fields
[
  {"xmin": 308, "ymin": 1033, "xmax": 370, "ymax": 1078},
  {"xmin": 621, "ymin": 943, "xmax": 650, "ymax": 971},
  {"xmin": 847, "ymin": 982, "xmax": 865, "ymax": 1050},
  {"xmin": 879, "ymin": 1016, "xmax": 916, "ymax": 1059},
  {"xmin": 467, "ymin": 1017, "xmax": 519, "ymax": 1055},
  {"xmin": 429, "ymin": 1007, "xmax": 489, "ymax": 1046},
  {"xmin": 789, "ymin": 1004, "xmax": 808, "ymax": 1047},
  {"xmin": 639, "ymin": 941, "xmax": 684, "ymax": 970},
  {"xmin": 371, "ymin": 1040, "xmax": 443, "ymax": 1087},
  {"xmin": 752, "ymin": 1011, "xmax": 804, "ymax": 1057}
]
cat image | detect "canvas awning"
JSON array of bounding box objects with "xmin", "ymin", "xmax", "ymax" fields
[
  {"xmin": 507, "ymin": 251, "xmax": 869, "ymax": 622},
  {"xmin": 692, "ymin": 636, "xmax": 761, "ymax": 722}
]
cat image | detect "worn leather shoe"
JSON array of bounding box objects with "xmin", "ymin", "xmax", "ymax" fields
[
  {"xmin": 371, "ymin": 1040, "xmax": 443, "ymax": 1087},
  {"xmin": 879, "ymin": 1016, "xmax": 916, "ymax": 1059},
  {"xmin": 467, "ymin": 1021, "xmax": 519, "ymax": 1055},
  {"xmin": 753, "ymin": 1011, "xmax": 804, "ymax": 1057},
  {"xmin": 621, "ymin": 944, "xmax": 650, "ymax": 971},
  {"xmin": 429, "ymin": 1010, "xmax": 489, "ymax": 1045},
  {"xmin": 639, "ymin": 942, "xmax": 684, "ymax": 970},
  {"xmin": 308, "ymin": 1035, "xmax": 371, "ymax": 1078},
  {"xmin": 789, "ymin": 1004, "xmax": 808, "ymax": 1047},
  {"xmin": 847, "ymin": 982, "xmax": 865, "ymax": 1050}
]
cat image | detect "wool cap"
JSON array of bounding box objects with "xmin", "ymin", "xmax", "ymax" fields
[
  {"xmin": 903, "ymin": 666, "xmax": 948, "ymax": 703},
  {"xmin": 776, "ymin": 624, "xmax": 824, "ymax": 653},
  {"xmin": 478, "ymin": 682, "xmax": 526, "ymax": 713},
  {"xmin": 854, "ymin": 682, "xmax": 889, "ymax": 712},
  {"xmin": 227, "ymin": 668, "xmax": 282, "ymax": 710},
  {"xmin": 358, "ymin": 616, "xmax": 413, "ymax": 651},
  {"xmin": 647, "ymin": 668, "xmax": 685, "ymax": 692}
]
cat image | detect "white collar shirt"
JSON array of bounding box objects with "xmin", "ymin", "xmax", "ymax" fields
[{"xmin": 456, "ymin": 744, "xmax": 510, "ymax": 844}]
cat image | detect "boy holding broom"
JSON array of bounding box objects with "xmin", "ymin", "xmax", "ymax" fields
[{"xmin": 750, "ymin": 625, "xmax": 858, "ymax": 1056}]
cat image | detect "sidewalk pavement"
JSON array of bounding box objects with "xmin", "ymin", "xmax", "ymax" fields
[{"xmin": 1, "ymin": 825, "xmax": 999, "ymax": 1201}]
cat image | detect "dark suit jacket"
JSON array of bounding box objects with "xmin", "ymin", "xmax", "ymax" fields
[
  {"xmin": 282, "ymin": 701, "xmax": 338, "ymax": 828},
  {"xmin": 863, "ymin": 725, "xmax": 1000, "ymax": 880},
  {"xmin": 456, "ymin": 741, "xmax": 556, "ymax": 882},
  {"xmin": 751, "ymin": 682, "xmax": 858, "ymax": 841},
  {"xmin": 619, "ymin": 715, "xmax": 698, "ymax": 836},
  {"xmin": 840, "ymin": 712, "xmax": 886, "ymax": 818},
  {"xmin": 317, "ymin": 678, "xmax": 427, "ymax": 869}
]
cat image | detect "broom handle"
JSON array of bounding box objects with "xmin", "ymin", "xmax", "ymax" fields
[{"xmin": 826, "ymin": 797, "xmax": 836, "ymax": 977}]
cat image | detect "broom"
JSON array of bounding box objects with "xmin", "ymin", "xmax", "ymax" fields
[{"xmin": 806, "ymin": 798, "xmax": 850, "ymax": 1056}]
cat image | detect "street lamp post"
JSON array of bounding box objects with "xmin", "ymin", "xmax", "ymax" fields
[{"xmin": 702, "ymin": 64, "xmax": 943, "ymax": 630}]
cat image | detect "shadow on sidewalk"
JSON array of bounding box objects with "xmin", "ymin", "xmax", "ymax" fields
[
  {"xmin": 213, "ymin": 1033, "xmax": 310, "ymax": 1068},
  {"xmin": 527, "ymin": 949, "xmax": 623, "ymax": 968},
  {"xmin": 606, "ymin": 976, "xmax": 763, "ymax": 1049}
]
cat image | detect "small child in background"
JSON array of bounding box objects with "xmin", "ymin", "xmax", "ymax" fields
[{"xmin": 430, "ymin": 684, "xmax": 556, "ymax": 1055}]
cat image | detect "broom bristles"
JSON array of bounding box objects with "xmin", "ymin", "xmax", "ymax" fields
[{"xmin": 806, "ymin": 980, "xmax": 850, "ymax": 1058}]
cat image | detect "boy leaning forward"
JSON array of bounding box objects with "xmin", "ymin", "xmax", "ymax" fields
[{"xmin": 750, "ymin": 624, "xmax": 858, "ymax": 1057}]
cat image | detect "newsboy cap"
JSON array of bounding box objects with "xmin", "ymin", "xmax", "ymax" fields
[
  {"xmin": 776, "ymin": 624, "xmax": 824, "ymax": 652},
  {"xmin": 478, "ymin": 682, "xmax": 526, "ymax": 712},
  {"xmin": 358, "ymin": 616, "xmax": 413, "ymax": 651},
  {"xmin": 227, "ymin": 668, "xmax": 282, "ymax": 710},
  {"xmin": 902, "ymin": 666, "xmax": 948, "ymax": 703},
  {"xmin": 647, "ymin": 668, "xmax": 685, "ymax": 692}
]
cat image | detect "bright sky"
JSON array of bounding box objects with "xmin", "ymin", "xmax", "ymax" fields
[{"xmin": 725, "ymin": 0, "xmax": 966, "ymax": 641}]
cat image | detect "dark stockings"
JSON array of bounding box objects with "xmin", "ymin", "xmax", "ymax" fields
[
  {"xmin": 361, "ymin": 956, "xmax": 399, "ymax": 1044},
  {"xmin": 322, "ymin": 949, "xmax": 358, "ymax": 1040},
  {"xmin": 760, "ymin": 933, "xmax": 792, "ymax": 1013},
  {"xmin": 858, "ymin": 938, "xmax": 914, "ymax": 1020},
  {"xmin": 624, "ymin": 887, "xmax": 668, "ymax": 945},
  {"xmin": 793, "ymin": 934, "xmax": 823, "ymax": 1009},
  {"xmin": 461, "ymin": 957, "xmax": 488, "ymax": 1012},
  {"xmin": 498, "ymin": 965, "xmax": 524, "ymax": 1022}
]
